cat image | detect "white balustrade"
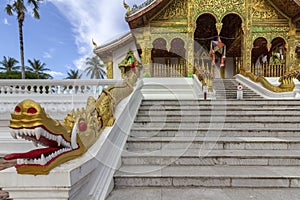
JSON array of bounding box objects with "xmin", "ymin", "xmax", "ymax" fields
[
  {"xmin": 0, "ymin": 79, "xmax": 123, "ymax": 96},
  {"xmin": 0, "ymin": 79, "xmax": 123, "ymax": 156}
]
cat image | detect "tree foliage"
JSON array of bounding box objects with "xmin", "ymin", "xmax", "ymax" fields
[
  {"xmin": 65, "ymin": 69, "xmax": 82, "ymax": 79},
  {"xmin": 84, "ymin": 56, "xmax": 106, "ymax": 79},
  {"xmin": 0, "ymin": 56, "xmax": 20, "ymax": 72},
  {"xmin": 26, "ymin": 58, "xmax": 52, "ymax": 79},
  {"xmin": 5, "ymin": 0, "xmax": 43, "ymax": 79}
]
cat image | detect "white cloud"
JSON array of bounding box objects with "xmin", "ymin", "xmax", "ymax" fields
[
  {"xmin": 48, "ymin": 71, "xmax": 65, "ymax": 78},
  {"xmin": 49, "ymin": 0, "xmax": 137, "ymax": 70},
  {"xmin": 43, "ymin": 52, "xmax": 52, "ymax": 59},
  {"xmin": 43, "ymin": 48, "xmax": 55, "ymax": 59},
  {"xmin": 3, "ymin": 18, "xmax": 10, "ymax": 25}
]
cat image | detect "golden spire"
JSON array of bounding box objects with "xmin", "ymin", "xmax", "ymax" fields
[
  {"xmin": 123, "ymin": 0, "xmax": 131, "ymax": 16},
  {"xmin": 92, "ymin": 38, "xmax": 97, "ymax": 49}
]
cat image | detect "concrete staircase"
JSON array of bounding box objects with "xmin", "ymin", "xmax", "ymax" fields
[
  {"xmin": 213, "ymin": 78, "xmax": 263, "ymax": 100},
  {"xmin": 107, "ymin": 99, "xmax": 300, "ymax": 200}
]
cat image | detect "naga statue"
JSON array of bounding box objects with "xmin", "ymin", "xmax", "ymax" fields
[{"xmin": 4, "ymin": 55, "xmax": 140, "ymax": 175}]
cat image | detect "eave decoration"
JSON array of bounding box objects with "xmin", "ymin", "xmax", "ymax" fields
[{"xmin": 118, "ymin": 50, "xmax": 141, "ymax": 77}]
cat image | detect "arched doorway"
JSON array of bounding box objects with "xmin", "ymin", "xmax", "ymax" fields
[
  {"xmin": 194, "ymin": 14, "xmax": 218, "ymax": 53},
  {"xmin": 194, "ymin": 14, "xmax": 218, "ymax": 76},
  {"xmin": 151, "ymin": 38, "xmax": 168, "ymax": 64},
  {"xmin": 251, "ymin": 37, "xmax": 286, "ymax": 77},
  {"xmin": 269, "ymin": 37, "xmax": 286, "ymax": 76},
  {"xmin": 220, "ymin": 14, "xmax": 243, "ymax": 78},
  {"xmin": 251, "ymin": 37, "xmax": 268, "ymax": 76},
  {"xmin": 194, "ymin": 13, "xmax": 243, "ymax": 78}
]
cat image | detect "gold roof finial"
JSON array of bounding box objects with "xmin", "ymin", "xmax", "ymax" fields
[
  {"xmin": 92, "ymin": 38, "xmax": 98, "ymax": 49},
  {"xmin": 123, "ymin": 0, "xmax": 131, "ymax": 16}
]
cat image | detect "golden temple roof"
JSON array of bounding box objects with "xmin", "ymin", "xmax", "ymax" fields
[{"xmin": 126, "ymin": 0, "xmax": 300, "ymax": 28}]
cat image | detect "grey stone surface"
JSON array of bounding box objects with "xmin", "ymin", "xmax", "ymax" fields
[
  {"xmin": 107, "ymin": 99, "xmax": 300, "ymax": 199},
  {"xmin": 107, "ymin": 187, "xmax": 300, "ymax": 200}
]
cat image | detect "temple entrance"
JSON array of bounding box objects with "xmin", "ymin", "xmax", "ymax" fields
[
  {"xmin": 220, "ymin": 14, "xmax": 243, "ymax": 78},
  {"xmin": 194, "ymin": 14, "xmax": 218, "ymax": 77},
  {"xmin": 194, "ymin": 13, "xmax": 243, "ymax": 78}
]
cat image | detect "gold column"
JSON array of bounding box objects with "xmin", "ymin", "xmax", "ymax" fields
[
  {"xmin": 186, "ymin": 0, "xmax": 195, "ymax": 77},
  {"xmin": 143, "ymin": 26, "xmax": 152, "ymax": 77},
  {"xmin": 287, "ymin": 22, "xmax": 296, "ymax": 70},
  {"xmin": 296, "ymin": 34, "xmax": 300, "ymax": 68},
  {"xmin": 244, "ymin": 0, "xmax": 253, "ymax": 72},
  {"xmin": 102, "ymin": 56, "xmax": 113, "ymax": 79},
  {"xmin": 107, "ymin": 61, "xmax": 113, "ymax": 79}
]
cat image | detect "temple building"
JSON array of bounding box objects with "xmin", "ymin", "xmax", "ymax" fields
[
  {"xmin": 95, "ymin": 0, "xmax": 300, "ymax": 80},
  {"xmin": 2, "ymin": 1, "xmax": 300, "ymax": 199}
]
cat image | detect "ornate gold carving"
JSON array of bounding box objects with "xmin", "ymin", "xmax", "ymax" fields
[
  {"xmin": 123, "ymin": 0, "xmax": 131, "ymax": 16},
  {"xmin": 252, "ymin": 0, "xmax": 282, "ymax": 20},
  {"xmin": 92, "ymin": 38, "xmax": 97, "ymax": 49},
  {"xmin": 156, "ymin": 0, "xmax": 187, "ymax": 20},
  {"xmin": 118, "ymin": 50, "xmax": 141, "ymax": 78},
  {"xmin": 5, "ymin": 63, "xmax": 140, "ymax": 175},
  {"xmin": 251, "ymin": 25, "xmax": 289, "ymax": 43},
  {"xmin": 252, "ymin": 26, "xmax": 290, "ymax": 33},
  {"xmin": 194, "ymin": 0, "xmax": 245, "ymax": 21},
  {"xmin": 215, "ymin": 23, "xmax": 223, "ymax": 35},
  {"xmin": 240, "ymin": 69, "xmax": 299, "ymax": 92},
  {"xmin": 107, "ymin": 61, "xmax": 113, "ymax": 79}
]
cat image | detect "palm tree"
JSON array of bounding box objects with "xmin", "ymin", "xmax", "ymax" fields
[
  {"xmin": 26, "ymin": 58, "xmax": 52, "ymax": 79},
  {"xmin": 65, "ymin": 69, "xmax": 82, "ymax": 79},
  {"xmin": 5, "ymin": 0, "xmax": 42, "ymax": 79},
  {"xmin": 0, "ymin": 56, "xmax": 20, "ymax": 72},
  {"xmin": 84, "ymin": 56, "xmax": 106, "ymax": 79}
]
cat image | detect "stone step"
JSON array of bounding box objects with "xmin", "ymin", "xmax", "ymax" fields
[
  {"xmin": 126, "ymin": 136, "xmax": 300, "ymax": 150},
  {"xmin": 114, "ymin": 165, "xmax": 300, "ymax": 188},
  {"xmin": 121, "ymin": 149, "xmax": 300, "ymax": 166},
  {"xmin": 135, "ymin": 115, "xmax": 300, "ymax": 122},
  {"xmin": 109, "ymin": 99, "xmax": 300, "ymax": 197},
  {"xmin": 214, "ymin": 93, "xmax": 260, "ymax": 97},
  {"xmin": 140, "ymin": 99, "xmax": 300, "ymax": 105},
  {"xmin": 139, "ymin": 104, "xmax": 300, "ymax": 109},
  {"xmin": 106, "ymin": 187, "xmax": 300, "ymax": 200},
  {"xmin": 213, "ymin": 79, "xmax": 263, "ymax": 100},
  {"xmin": 132, "ymin": 121, "xmax": 300, "ymax": 129},
  {"xmin": 130, "ymin": 129, "xmax": 300, "ymax": 137},
  {"xmin": 137, "ymin": 109, "xmax": 300, "ymax": 115}
]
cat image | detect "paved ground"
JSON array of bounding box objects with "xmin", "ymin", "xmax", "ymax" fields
[
  {"xmin": 0, "ymin": 158, "xmax": 16, "ymax": 200},
  {"xmin": 106, "ymin": 187, "xmax": 300, "ymax": 200}
]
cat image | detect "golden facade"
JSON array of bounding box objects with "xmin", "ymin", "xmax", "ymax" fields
[{"xmin": 125, "ymin": 0, "xmax": 300, "ymax": 78}]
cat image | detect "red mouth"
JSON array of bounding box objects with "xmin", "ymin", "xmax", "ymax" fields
[{"xmin": 4, "ymin": 126, "xmax": 73, "ymax": 167}]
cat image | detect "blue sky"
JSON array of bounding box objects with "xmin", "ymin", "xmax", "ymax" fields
[{"xmin": 0, "ymin": 0, "xmax": 144, "ymax": 79}]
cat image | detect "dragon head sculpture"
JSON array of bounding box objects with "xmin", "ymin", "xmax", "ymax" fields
[
  {"xmin": 4, "ymin": 96, "xmax": 102, "ymax": 175},
  {"xmin": 4, "ymin": 52, "xmax": 140, "ymax": 175}
]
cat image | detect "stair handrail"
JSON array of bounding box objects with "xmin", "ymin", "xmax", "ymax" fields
[{"xmin": 240, "ymin": 67, "xmax": 300, "ymax": 93}]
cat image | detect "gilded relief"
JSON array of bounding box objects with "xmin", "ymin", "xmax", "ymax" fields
[
  {"xmin": 252, "ymin": 0, "xmax": 283, "ymax": 20},
  {"xmin": 194, "ymin": 0, "xmax": 245, "ymax": 21},
  {"xmin": 155, "ymin": 0, "xmax": 187, "ymax": 20}
]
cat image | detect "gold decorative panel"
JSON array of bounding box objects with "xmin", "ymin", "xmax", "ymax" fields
[
  {"xmin": 252, "ymin": 25, "xmax": 290, "ymax": 42},
  {"xmin": 252, "ymin": 0, "xmax": 283, "ymax": 20},
  {"xmin": 155, "ymin": 0, "xmax": 187, "ymax": 20},
  {"xmin": 194, "ymin": 0, "xmax": 245, "ymax": 21}
]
